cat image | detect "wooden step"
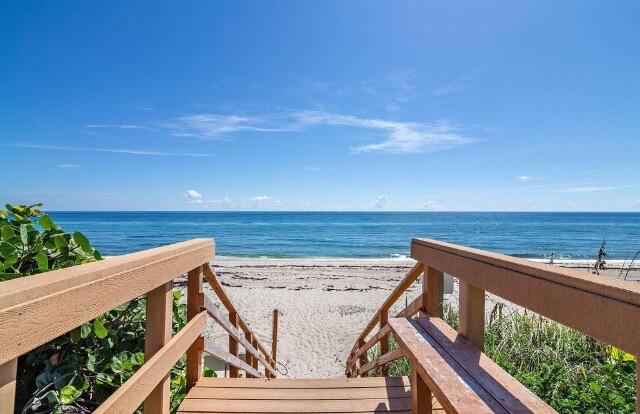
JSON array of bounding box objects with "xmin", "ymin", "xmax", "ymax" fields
[{"xmin": 178, "ymin": 377, "xmax": 441, "ymax": 413}]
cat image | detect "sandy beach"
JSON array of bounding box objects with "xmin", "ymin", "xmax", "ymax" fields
[{"xmin": 198, "ymin": 258, "xmax": 639, "ymax": 379}]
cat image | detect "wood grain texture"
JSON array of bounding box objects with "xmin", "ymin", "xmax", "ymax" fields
[
  {"xmin": 187, "ymin": 267, "xmax": 204, "ymax": 390},
  {"xmin": 186, "ymin": 385, "xmax": 412, "ymax": 400},
  {"xmin": 411, "ymin": 238, "xmax": 640, "ymax": 355},
  {"xmin": 95, "ymin": 311, "xmax": 207, "ymax": 414},
  {"xmin": 0, "ymin": 358, "xmax": 17, "ymax": 414},
  {"xmin": 203, "ymin": 343, "xmax": 262, "ymax": 378},
  {"xmin": 0, "ymin": 239, "xmax": 213, "ymax": 365},
  {"xmin": 412, "ymin": 367, "xmax": 431, "ymax": 414},
  {"xmin": 389, "ymin": 317, "xmax": 506, "ymax": 414},
  {"xmin": 271, "ymin": 308, "xmax": 279, "ymax": 366},
  {"xmin": 458, "ymin": 281, "xmax": 485, "ymax": 351},
  {"xmin": 424, "ymin": 267, "xmax": 443, "ymax": 318},
  {"xmin": 194, "ymin": 377, "xmax": 411, "ymax": 388},
  {"xmin": 415, "ymin": 317, "xmax": 554, "ymax": 413},
  {"xmin": 144, "ymin": 281, "xmax": 173, "ymax": 414},
  {"xmin": 379, "ymin": 311, "xmax": 389, "ymax": 377}
]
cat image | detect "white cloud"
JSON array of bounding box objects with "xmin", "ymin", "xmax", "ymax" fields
[
  {"xmin": 7, "ymin": 143, "xmax": 212, "ymax": 157},
  {"xmin": 84, "ymin": 124, "xmax": 155, "ymax": 130},
  {"xmin": 305, "ymin": 166, "xmax": 322, "ymax": 171},
  {"xmin": 294, "ymin": 111, "xmax": 473, "ymax": 154},
  {"xmin": 163, "ymin": 114, "xmax": 294, "ymax": 139},
  {"xmin": 372, "ymin": 194, "xmax": 389, "ymax": 210},
  {"xmin": 517, "ymin": 176, "xmax": 532, "ymax": 182},
  {"xmin": 185, "ymin": 190, "xmax": 203, "ymax": 199},
  {"xmin": 249, "ymin": 195, "xmax": 271, "ymax": 201},
  {"xmin": 419, "ymin": 201, "xmax": 444, "ymax": 211},
  {"xmin": 57, "ymin": 163, "xmax": 82, "ymax": 169}
]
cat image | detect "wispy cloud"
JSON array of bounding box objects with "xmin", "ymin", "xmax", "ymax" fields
[
  {"xmin": 57, "ymin": 163, "xmax": 82, "ymax": 169},
  {"xmin": 84, "ymin": 124, "xmax": 156, "ymax": 131},
  {"xmin": 80, "ymin": 109, "xmax": 475, "ymax": 154},
  {"xmin": 162, "ymin": 114, "xmax": 295, "ymax": 139},
  {"xmin": 185, "ymin": 193, "xmax": 280, "ymax": 210},
  {"xmin": 7, "ymin": 143, "xmax": 212, "ymax": 157},
  {"xmin": 294, "ymin": 111, "xmax": 473, "ymax": 153},
  {"xmin": 517, "ymin": 175, "xmax": 532, "ymax": 182}
]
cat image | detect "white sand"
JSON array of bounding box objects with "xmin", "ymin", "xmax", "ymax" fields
[{"xmin": 198, "ymin": 259, "xmax": 639, "ymax": 378}]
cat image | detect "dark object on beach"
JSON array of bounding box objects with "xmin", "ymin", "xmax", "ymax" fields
[
  {"xmin": 548, "ymin": 252, "xmax": 555, "ymax": 265},
  {"xmin": 593, "ymin": 240, "xmax": 607, "ymax": 275}
]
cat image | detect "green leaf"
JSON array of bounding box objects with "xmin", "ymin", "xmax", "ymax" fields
[
  {"xmin": 20, "ymin": 224, "xmax": 28, "ymax": 244},
  {"xmin": 73, "ymin": 231, "xmax": 92, "ymax": 253},
  {"xmin": 39, "ymin": 214, "xmax": 55, "ymax": 230},
  {"xmin": 54, "ymin": 235, "xmax": 68, "ymax": 249},
  {"xmin": 69, "ymin": 327, "xmax": 81, "ymax": 344},
  {"xmin": 1, "ymin": 225, "xmax": 14, "ymax": 241},
  {"xmin": 59, "ymin": 385, "xmax": 81, "ymax": 405},
  {"xmin": 80, "ymin": 323, "xmax": 91, "ymax": 338},
  {"xmin": 36, "ymin": 252, "xmax": 48, "ymax": 270},
  {"xmin": 203, "ymin": 368, "xmax": 216, "ymax": 377},
  {"xmin": 0, "ymin": 241, "xmax": 16, "ymax": 258},
  {"xmin": 93, "ymin": 319, "xmax": 108, "ymax": 338}
]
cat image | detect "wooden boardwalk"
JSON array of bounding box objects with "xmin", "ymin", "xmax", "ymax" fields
[{"xmin": 178, "ymin": 377, "xmax": 443, "ymax": 413}]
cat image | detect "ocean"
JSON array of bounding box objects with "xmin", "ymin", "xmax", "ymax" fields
[{"xmin": 47, "ymin": 212, "xmax": 640, "ymax": 261}]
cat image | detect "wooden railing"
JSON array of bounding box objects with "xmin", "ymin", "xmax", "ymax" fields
[
  {"xmin": 0, "ymin": 239, "xmax": 278, "ymax": 413},
  {"xmin": 346, "ymin": 238, "xmax": 640, "ymax": 410}
]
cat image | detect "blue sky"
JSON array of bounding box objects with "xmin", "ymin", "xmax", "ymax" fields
[{"xmin": 2, "ymin": 1, "xmax": 639, "ymax": 211}]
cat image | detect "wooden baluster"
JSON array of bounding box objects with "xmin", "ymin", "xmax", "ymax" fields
[
  {"xmin": 186, "ymin": 266, "xmax": 204, "ymax": 390},
  {"xmin": 271, "ymin": 309, "xmax": 279, "ymax": 377},
  {"xmin": 458, "ymin": 281, "xmax": 485, "ymax": 351},
  {"xmin": 424, "ymin": 266, "xmax": 443, "ymax": 318},
  {"xmin": 412, "ymin": 366, "xmax": 432, "ymax": 414},
  {"xmin": 245, "ymin": 332, "xmax": 255, "ymax": 378},
  {"xmin": 358, "ymin": 337, "xmax": 367, "ymax": 377},
  {"xmin": 0, "ymin": 358, "xmax": 17, "ymax": 414},
  {"xmin": 637, "ymin": 361, "xmax": 639, "ymax": 414},
  {"xmin": 251, "ymin": 338, "xmax": 259, "ymax": 373},
  {"xmin": 379, "ymin": 310, "xmax": 389, "ymax": 376},
  {"xmin": 228, "ymin": 311, "xmax": 239, "ymax": 378},
  {"xmin": 143, "ymin": 281, "xmax": 173, "ymax": 414}
]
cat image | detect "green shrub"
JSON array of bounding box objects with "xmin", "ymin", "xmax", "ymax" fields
[
  {"xmin": 367, "ymin": 303, "xmax": 637, "ymax": 413},
  {"xmin": 1, "ymin": 204, "xmax": 188, "ymax": 413}
]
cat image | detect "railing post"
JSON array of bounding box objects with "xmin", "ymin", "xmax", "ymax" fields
[
  {"xmin": 423, "ymin": 266, "xmax": 443, "ymax": 318},
  {"xmin": 412, "ymin": 366, "xmax": 432, "ymax": 414},
  {"xmin": 379, "ymin": 310, "xmax": 389, "ymax": 376},
  {"xmin": 186, "ymin": 266, "xmax": 204, "ymax": 390},
  {"xmin": 245, "ymin": 332, "xmax": 255, "ymax": 378},
  {"xmin": 271, "ymin": 309, "xmax": 279, "ymax": 375},
  {"xmin": 143, "ymin": 281, "xmax": 173, "ymax": 414},
  {"xmin": 358, "ymin": 338, "xmax": 367, "ymax": 377},
  {"xmin": 0, "ymin": 358, "xmax": 17, "ymax": 413},
  {"xmin": 251, "ymin": 338, "xmax": 259, "ymax": 373},
  {"xmin": 458, "ymin": 281, "xmax": 485, "ymax": 351},
  {"xmin": 228, "ymin": 311, "xmax": 239, "ymax": 378}
]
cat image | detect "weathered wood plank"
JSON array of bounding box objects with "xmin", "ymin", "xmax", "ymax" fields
[
  {"xmin": 203, "ymin": 343, "xmax": 262, "ymax": 378},
  {"xmin": 228, "ymin": 311, "xmax": 239, "ymax": 378},
  {"xmin": 178, "ymin": 396, "xmax": 412, "ymax": 413},
  {"xmin": 412, "ymin": 238, "xmax": 640, "ymax": 355},
  {"xmin": 186, "ymin": 385, "xmax": 412, "ymax": 399},
  {"xmin": 194, "ymin": 377, "xmax": 411, "ymax": 388},
  {"xmin": 415, "ymin": 317, "xmax": 555, "ymax": 413},
  {"xmin": 424, "ymin": 267, "xmax": 443, "ymax": 318},
  {"xmin": 0, "ymin": 239, "xmax": 213, "ymax": 365},
  {"xmin": 202, "ymin": 295, "xmax": 277, "ymax": 376},
  {"xmin": 94, "ymin": 311, "xmax": 207, "ymax": 414},
  {"xmin": 144, "ymin": 281, "xmax": 173, "ymax": 414},
  {"xmin": 389, "ymin": 317, "xmax": 506, "ymax": 414}
]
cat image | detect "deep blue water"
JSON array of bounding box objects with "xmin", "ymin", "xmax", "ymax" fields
[{"xmin": 48, "ymin": 212, "xmax": 640, "ymax": 260}]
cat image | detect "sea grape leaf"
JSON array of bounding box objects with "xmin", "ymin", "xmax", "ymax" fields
[
  {"xmin": 36, "ymin": 252, "xmax": 48, "ymax": 270},
  {"xmin": 59, "ymin": 385, "xmax": 81, "ymax": 405},
  {"xmin": 20, "ymin": 224, "xmax": 29, "ymax": 244},
  {"xmin": 73, "ymin": 231, "xmax": 91, "ymax": 253},
  {"xmin": 93, "ymin": 319, "xmax": 108, "ymax": 338},
  {"xmin": 39, "ymin": 214, "xmax": 55, "ymax": 230}
]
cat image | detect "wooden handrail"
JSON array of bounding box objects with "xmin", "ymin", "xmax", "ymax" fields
[
  {"xmin": 346, "ymin": 263, "xmax": 424, "ymax": 376},
  {"xmin": 203, "ymin": 264, "xmax": 277, "ymax": 375},
  {"xmin": 0, "ymin": 238, "xmax": 281, "ymax": 413}
]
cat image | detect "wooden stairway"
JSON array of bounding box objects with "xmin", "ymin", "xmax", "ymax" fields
[{"xmin": 177, "ymin": 377, "xmax": 443, "ymax": 413}]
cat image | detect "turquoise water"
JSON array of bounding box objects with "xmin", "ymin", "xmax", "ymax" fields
[{"xmin": 48, "ymin": 212, "xmax": 640, "ymax": 260}]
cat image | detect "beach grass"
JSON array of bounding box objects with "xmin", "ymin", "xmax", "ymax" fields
[{"xmin": 367, "ymin": 304, "xmax": 637, "ymax": 413}]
